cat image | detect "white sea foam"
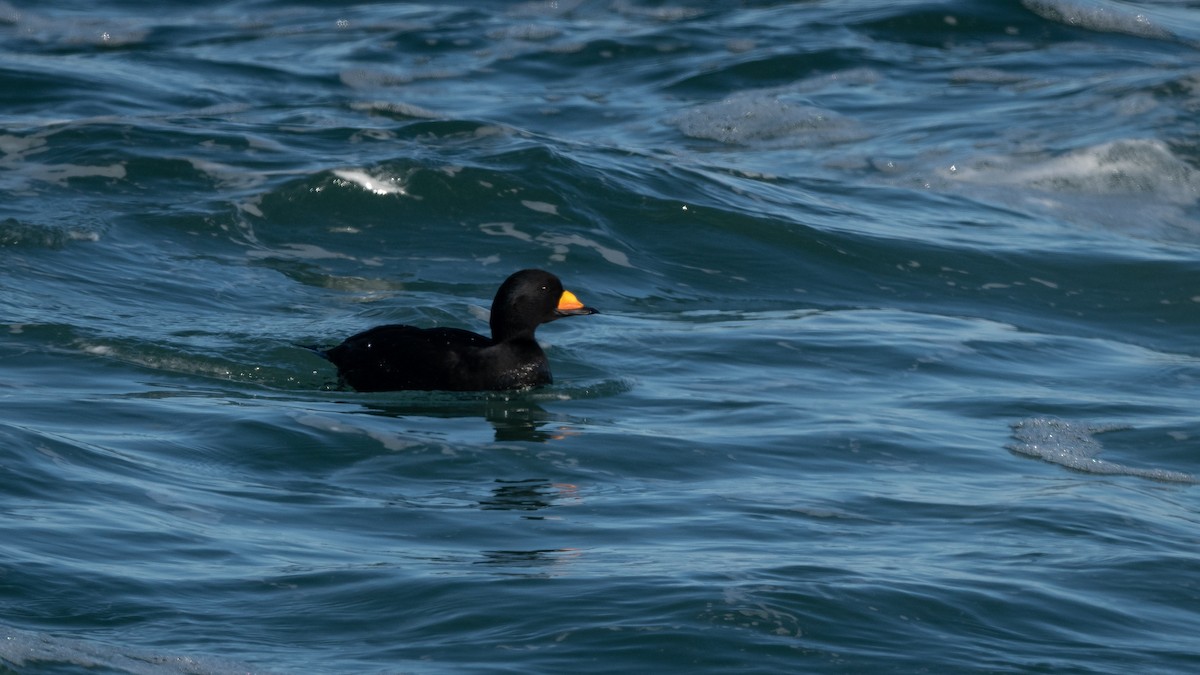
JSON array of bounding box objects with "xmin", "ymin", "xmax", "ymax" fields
[
  {"xmin": 1023, "ymin": 0, "xmax": 1175, "ymax": 41},
  {"xmin": 0, "ymin": 129, "xmax": 126, "ymax": 194},
  {"xmin": 952, "ymin": 139, "xmax": 1200, "ymax": 203},
  {"xmin": 0, "ymin": 623, "xmax": 259, "ymax": 674},
  {"xmin": 943, "ymin": 138, "xmax": 1200, "ymax": 241},
  {"xmin": 1009, "ymin": 418, "xmax": 1197, "ymax": 483},
  {"xmin": 480, "ymin": 222, "xmax": 633, "ymax": 268},
  {"xmin": 672, "ymin": 93, "xmax": 862, "ymax": 146},
  {"xmin": 0, "ymin": 218, "xmax": 101, "ymax": 246}
]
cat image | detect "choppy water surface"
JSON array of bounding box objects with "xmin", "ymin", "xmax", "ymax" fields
[{"xmin": 2, "ymin": 1, "xmax": 1199, "ymax": 673}]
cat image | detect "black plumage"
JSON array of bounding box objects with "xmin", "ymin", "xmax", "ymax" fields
[{"xmin": 318, "ymin": 269, "xmax": 597, "ymax": 392}]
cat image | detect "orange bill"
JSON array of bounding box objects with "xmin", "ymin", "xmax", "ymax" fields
[
  {"xmin": 557, "ymin": 290, "xmax": 585, "ymax": 311},
  {"xmin": 555, "ymin": 290, "xmax": 598, "ymax": 316}
]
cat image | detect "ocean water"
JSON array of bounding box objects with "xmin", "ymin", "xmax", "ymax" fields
[{"xmin": 2, "ymin": 0, "xmax": 1199, "ymax": 672}]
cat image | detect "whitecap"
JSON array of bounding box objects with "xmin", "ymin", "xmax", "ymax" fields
[{"xmin": 332, "ymin": 169, "xmax": 409, "ymax": 196}]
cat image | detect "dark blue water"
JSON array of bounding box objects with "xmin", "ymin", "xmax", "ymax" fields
[{"xmin": 3, "ymin": 1, "xmax": 1199, "ymax": 672}]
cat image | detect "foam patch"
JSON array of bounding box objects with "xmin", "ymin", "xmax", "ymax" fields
[{"xmin": 1009, "ymin": 418, "xmax": 1197, "ymax": 483}]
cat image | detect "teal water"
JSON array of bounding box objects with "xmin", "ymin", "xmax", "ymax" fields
[{"xmin": 3, "ymin": 1, "xmax": 1200, "ymax": 672}]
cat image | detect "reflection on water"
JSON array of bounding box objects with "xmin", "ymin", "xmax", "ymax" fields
[
  {"xmin": 475, "ymin": 548, "xmax": 583, "ymax": 578},
  {"xmin": 361, "ymin": 398, "xmax": 577, "ymax": 444},
  {"xmin": 480, "ymin": 478, "xmax": 580, "ymax": 515},
  {"xmin": 473, "ymin": 480, "xmax": 584, "ymax": 576}
]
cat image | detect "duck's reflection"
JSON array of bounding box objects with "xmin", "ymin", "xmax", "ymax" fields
[
  {"xmin": 480, "ymin": 478, "xmax": 580, "ymax": 515},
  {"xmin": 474, "ymin": 547, "xmax": 582, "ymax": 577},
  {"xmin": 473, "ymin": 479, "xmax": 583, "ymax": 576},
  {"xmin": 360, "ymin": 397, "xmax": 578, "ymax": 443}
]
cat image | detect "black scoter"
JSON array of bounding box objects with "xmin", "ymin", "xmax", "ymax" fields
[{"xmin": 317, "ymin": 269, "xmax": 598, "ymax": 392}]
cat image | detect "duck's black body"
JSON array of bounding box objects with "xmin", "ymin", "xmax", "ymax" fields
[{"xmin": 320, "ymin": 269, "xmax": 597, "ymax": 392}]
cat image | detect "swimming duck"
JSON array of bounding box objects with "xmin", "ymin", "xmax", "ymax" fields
[{"xmin": 317, "ymin": 269, "xmax": 597, "ymax": 392}]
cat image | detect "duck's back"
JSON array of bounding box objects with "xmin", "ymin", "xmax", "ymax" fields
[{"xmin": 323, "ymin": 324, "xmax": 551, "ymax": 392}]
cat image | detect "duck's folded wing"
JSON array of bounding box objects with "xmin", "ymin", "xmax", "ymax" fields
[{"xmin": 325, "ymin": 325, "xmax": 492, "ymax": 391}]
